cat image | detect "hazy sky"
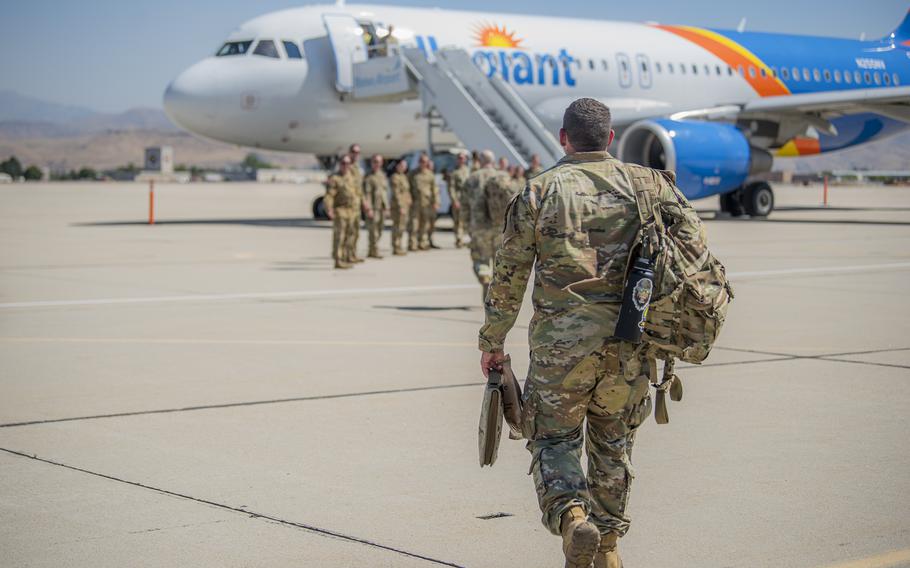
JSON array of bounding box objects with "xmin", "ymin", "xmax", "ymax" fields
[{"xmin": 1, "ymin": 0, "xmax": 906, "ymax": 113}]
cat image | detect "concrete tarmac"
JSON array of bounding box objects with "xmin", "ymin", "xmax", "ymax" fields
[{"xmin": 1, "ymin": 181, "xmax": 908, "ymax": 568}]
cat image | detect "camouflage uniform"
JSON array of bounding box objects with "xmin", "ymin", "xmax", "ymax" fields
[
  {"xmin": 464, "ymin": 166, "xmax": 511, "ymax": 285},
  {"xmin": 389, "ymin": 172, "xmax": 411, "ymax": 255},
  {"xmin": 363, "ymin": 170, "xmax": 389, "ymax": 257},
  {"xmin": 527, "ymin": 165, "xmax": 544, "ymax": 178},
  {"xmin": 324, "ymin": 171, "xmax": 362, "ymax": 264},
  {"xmin": 350, "ymin": 163, "xmax": 365, "ymax": 258},
  {"xmin": 410, "ymin": 169, "xmax": 439, "ymax": 250},
  {"xmin": 485, "ymin": 171, "xmax": 523, "ymax": 247},
  {"xmin": 478, "ymin": 151, "xmax": 698, "ymax": 540},
  {"xmin": 448, "ymin": 164, "xmax": 471, "ymax": 247}
]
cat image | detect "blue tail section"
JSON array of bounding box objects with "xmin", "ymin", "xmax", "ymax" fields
[{"xmin": 891, "ymin": 8, "xmax": 910, "ymax": 44}]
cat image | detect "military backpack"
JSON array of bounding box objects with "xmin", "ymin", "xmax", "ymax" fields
[{"xmin": 627, "ymin": 166, "xmax": 734, "ymax": 423}]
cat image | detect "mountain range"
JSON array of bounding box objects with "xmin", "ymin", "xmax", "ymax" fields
[{"xmin": 0, "ymin": 90, "xmax": 907, "ymax": 173}]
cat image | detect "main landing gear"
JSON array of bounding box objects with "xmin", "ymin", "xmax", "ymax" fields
[{"xmin": 719, "ymin": 181, "xmax": 775, "ymax": 218}]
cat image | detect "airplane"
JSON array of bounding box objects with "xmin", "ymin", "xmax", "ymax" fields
[{"xmin": 163, "ymin": 3, "xmax": 910, "ymax": 217}]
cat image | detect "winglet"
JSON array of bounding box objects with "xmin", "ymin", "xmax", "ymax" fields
[{"xmin": 890, "ymin": 8, "xmax": 910, "ymax": 46}]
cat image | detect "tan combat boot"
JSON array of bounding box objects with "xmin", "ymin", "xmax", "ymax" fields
[
  {"xmin": 561, "ymin": 506, "xmax": 600, "ymax": 568},
  {"xmin": 334, "ymin": 260, "xmax": 352, "ymax": 270},
  {"xmin": 593, "ymin": 533, "xmax": 622, "ymax": 568}
]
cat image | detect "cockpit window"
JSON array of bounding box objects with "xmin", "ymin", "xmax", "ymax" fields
[
  {"xmin": 253, "ymin": 40, "xmax": 280, "ymax": 58},
  {"xmin": 216, "ymin": 41, "xmax": 252, "ymax": 56},
  {"xmin": 283, "ymin": 41, "xmax": 303, "ymax": 59}
]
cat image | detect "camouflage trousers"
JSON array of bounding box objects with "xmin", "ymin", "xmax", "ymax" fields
[
  {"xmin": 367, "ymin": 210, "xmax": 385, "ymax": 256},
  {"xmin": 522, "ymin": 340, "xmax": 652, "ymax": 537},
  {"xmin": 469, "ymin": 227, "xmax": 500, "ymax": 285},
  {"xmin": 331, "ymin": 207, "xmax": 359, "ymax": 262},
  {"xmin": 390, "ymin": 205, "xmax": 409, "ymax": 253},
  {"xmin": 451, "ymin": 204, "xmax": 465, "ymax": 246}
]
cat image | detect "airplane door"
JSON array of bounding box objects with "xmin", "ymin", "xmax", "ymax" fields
[
  {"xmin": 616, "ymin": 53, "xmax": 632, "ymax": 88},
  {"xmin": 323, "ymin": 13, "xmax": 368, "ymax": 93},
  {"xmin": 636, "ymin": 54, "xmax": 652, "ymax": 88}
]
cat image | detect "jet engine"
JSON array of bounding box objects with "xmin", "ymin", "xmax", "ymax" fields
[{"xmin": 617, "ymin": 119, "xmax": 772, "ymax": 201}]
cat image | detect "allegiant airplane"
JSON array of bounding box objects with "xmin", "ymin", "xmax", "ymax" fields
[{"xmin": 163, "ymin": 3, "xmax": 910, "ymax": 216}]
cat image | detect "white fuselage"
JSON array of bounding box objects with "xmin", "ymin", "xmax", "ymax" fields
[{"xmin": 161, "ymin": 4, "xmax": 811, "ymax": 156}]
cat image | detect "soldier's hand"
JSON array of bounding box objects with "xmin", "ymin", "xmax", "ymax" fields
[
  {"xmin": 453, "ymin": 202, "xmax": 461, "ymax": 210},
  {"xmin": 326, "ymin": 209, "xmax": 334, "ymax": 220},
  {"xmin": 480, "ymin": 350, "xmax": 507, "ymax": 379}
]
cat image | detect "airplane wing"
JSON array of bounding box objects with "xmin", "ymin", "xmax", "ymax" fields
[{"xmin": 668, "ymin": 86, "xmax": 910, "ymax": 141}]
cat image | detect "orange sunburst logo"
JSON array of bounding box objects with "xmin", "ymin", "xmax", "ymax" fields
[{"xmin": 473, "ymin": 23, "xmax": 523, "ymax": 48}]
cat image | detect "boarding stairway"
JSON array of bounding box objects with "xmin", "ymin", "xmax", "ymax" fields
[{"xmin": 340, "ymin": 37, "xmax": 563, "ymax": 168}]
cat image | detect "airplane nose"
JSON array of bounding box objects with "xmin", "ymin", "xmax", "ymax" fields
[{"xmin": 163, "ymin": 60, "xmax": 222, "ymax": 131}]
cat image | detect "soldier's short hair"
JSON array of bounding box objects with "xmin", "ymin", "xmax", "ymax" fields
[
  {"xmin": 562, "ymin": 98, "xmax": 612, "ymax": 151},
  {"xmin": 480, "ymin": 150, "xmax": 495, "ymax": 165}
]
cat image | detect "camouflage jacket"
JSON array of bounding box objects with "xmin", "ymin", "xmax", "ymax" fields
[
  {"xmin": 485, "ymin": 172, "xmax": 523, "ymax": 231},
  {"xmin": 324, "ymin": 171, "xmax": 362, "ymax": 211},
  {"xmin": 464, "ymin": 166, "xmax": 510, "ymax": 232},
  {"xmin": 478, "ymin": 151, "xmax": 701, "ymax": 353},
  {"xmin": 389, "ymin": 172, "xmax": 412, "ymax": 211},
  {"xmin": 363, "ymin": 170, "xmax": 390, "ymax": 212},
  {"xmin": 447, "ymin": 165, "xmax": 471, "ymax": 205},
  {"xmin": 410, "ymin": 169, "xmax": 439, "ymax": 208}
]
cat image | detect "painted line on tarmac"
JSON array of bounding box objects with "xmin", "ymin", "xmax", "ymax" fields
[
  {"xmin": 0, "ymin": 447, "xmax": 466, "ymax": 568},
  {"xmin": 0, "ymin": 283, "xmax": 478, "ymax": 309},
  {"xmin": 820, "ymin": 548, "xmax": 910, "ymax": 568},
  {"xmin": 0, "ymin": 337, "xmax": 476, "ymax": 347},
  {"xmin": 3, "ymin": 262, "xmax": 910, "ymax": 310}
]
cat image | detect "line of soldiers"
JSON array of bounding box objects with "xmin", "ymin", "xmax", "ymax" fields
[{"xmin": 323, "ymin": 143, "xmax": 543, "ymax": 272}]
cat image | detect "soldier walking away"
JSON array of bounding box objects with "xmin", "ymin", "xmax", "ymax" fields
[
  {"xmin": 527, "ymin": 153, "xmax": 544, "ymax": 178},
  {"xmin": 363, "ymin": 154, "xmax": 389, "ymax": 259},
  {"xmin": 463, "ymin": 150, "xmax": 510, "ymax": 298},
  {"xmin": 410, "ymin": 154, "xmax": 440, "ymax": 251},
  {"xmin": 447, "ymin": 152, "xmax": 470, "ymax": 248},
  {"xmin": 389, "ymin": 159, "xmax": 411, "ymax": 255},
  {"xmin": 324, "ymin": 156, "xmax": 368, "ymax": 269},
  {"xmin": 479, "ymin": 98, "xmax": 708, "ymax": 568},
  {"xmin": 347, "ymin": 144, "xmax": 366, "ymax": 263}
]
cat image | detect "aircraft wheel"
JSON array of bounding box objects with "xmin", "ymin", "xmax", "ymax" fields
[
  {"xmin": 719, "ymin": 190, "xmax": 745, "ymax": 217},
  {"xmin": 312, "ymin": 196, "xmax": 328, "ymax": 220},
  {"xmin": 743, "ymin": 182, "xmax": 774, "ymax": 217}
]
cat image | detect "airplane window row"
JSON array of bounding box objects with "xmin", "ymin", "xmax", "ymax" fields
[{"xmin": 216, "ymin": 39, "xmax": 304, "ymax": 60}]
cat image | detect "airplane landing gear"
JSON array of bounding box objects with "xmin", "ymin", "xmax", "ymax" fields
[
  {"xmin": 719, "ymin": 182, "xmax": 775, "ymax": 218},
  {"xmin": 743, "ymin": 181, "xmax": 774, "ymax": 217}
]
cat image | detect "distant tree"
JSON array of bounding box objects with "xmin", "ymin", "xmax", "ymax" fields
[
  {"xmin": 77, "ymin": 167, "xmax": 97, "ymax": 180},
  {"xmin": 1, "ymin": 156, "xmax": 23, "ymax": 179},
  {"xmin": 23, "ymin": 165, "xmax": 43, "ymax": 180},
  {"xmin": 242, "ymin": 153, "xmax": 274, "ymax": 170},
  {"xmin": 174, "ymin": 163, "xmax": 188, "ymax": 172}
]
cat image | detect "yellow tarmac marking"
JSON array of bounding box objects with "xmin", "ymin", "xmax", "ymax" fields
[
  {"xmin": 822, "ymin": 549, "xmax": 910, "ymax": 568},
  {"xmin": 0, "ymin": 337, "xmax": 475, "ymax": 347}
]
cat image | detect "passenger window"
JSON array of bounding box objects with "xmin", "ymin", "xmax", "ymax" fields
[
  {"xmin": 874, "ymin": 71, "xmax": 881, "ymax": 85},
  {"xmin": 748, "ymin": 66, "xmax": 756, "ymax": 78},
  {"xmin": 253, "ymin": 40, "xmax": 280, "ymax": 58},
  {"xmin": 588, "ymin": 59, "xmax": 595, "ymax": 70},
  {"xmin": 283, "ymin": 41, "xmax": 303, "ymax": 59},
  {"xmin": 834, "ymin": 70, "xmax": 841, "ymax": 83},
  {"xmin": 771, "ymin": 67, "xmax": 777, "ymax": 77},
  {"xmin": 812, "ymin": 69, "xmax": 820, "ymax": 81},
  {"xmin": 680, "ymin": 63, "xmax": 686, "ymax": 74},
  {"xmin": 803, "ymin": 68, "xmax": 811, "ymax": 81},
  {"xmin": 823, "ymin": 69, "xmax": 831, "ymax": 82},
  {"xmin": 216, "ymin": 41, "xmax": 253, "ymax": 56},
  {"xmin": 844, "ymin": 70, "xmax": 852, "ymax": 83},
  {"xmin": 692, "ymin": 64, "xmax": 698, "ymax": 75},
  {"xmin": 894, "ymin": 73, "xmax": 900, "ymax": 86},
  {"xmin": 864, "ymin": 71, "xmax": 871, "ymax": 84},
  {"xmin": 792, "ymin": 67, "xmax": 800, "ymax": 80},
  {"xmin": 602, "ymin": 59, "xmax": 609, "ymax": 71},
  {"xmin": 884, "ymin": 73, "xmax": 891, "ymax": 85},
  {"xmin": 738, "ymin": 65, "xmax": 744, "ymax": 76},
  {"xmin": 655, "ymin": 62, "xmax": 662, "ymax": 73},
  {"xmin": 668, "ymin": 63, "xmax": 674, "ymax": 73},
  {"xmin": 781, "ymin": 68, "xmax": 790, "ymax": 80},
  {"xmin": 855, "ymin": 70, "xmax": 863, "ymax": 83},
  {"xmin": 760, "ymin": 67, "xmax": 766, "ymax": 77},
  {"xmin": 715, "ymin": 65, "xmax": 721, "ymax": 75},
  {"xmin": 727, "ymin": 66, "xmax": 733, "ymax": 76}
]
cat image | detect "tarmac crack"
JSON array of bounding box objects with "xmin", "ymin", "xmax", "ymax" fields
[{"xmin": 0, "ymin": 447, "xmax": 467, "ymax": 568}]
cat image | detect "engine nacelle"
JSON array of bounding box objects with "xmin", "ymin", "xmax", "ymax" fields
[{"xmin": 617, "ymin": 119, "xmax": 772, "ymax": 200}]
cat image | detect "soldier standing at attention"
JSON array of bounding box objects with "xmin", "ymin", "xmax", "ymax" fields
[
  {"xmin": 410, "ymin": 154, "xmax": 440, "ymax": 251},
  {"xmin": 363, "ymin": 154, "xmax": 389, "ymax": 259},
  {"xmin": 479, "ymin": 98, "xmax": 703, "ymax": 568},
  {"xmin": 347, "ymin": 144, "xmax": 366, "ymax": 263},
  {"xmin": 447, "ymin": 152, "xmax": 470, "ymax": 248},
  {"xmin": 527, "ymin": 153, "xmax": 544, "ymax": 177},
  {"xmin": 389, "ymin": 159, "xmax": 411, "ymax": 255},
  {"xmin": 324, "ymin": 156, "xmax": 364, "ymax": 269},
  {"xmin": 463, "ymin": 150, "xmax": 509, "ymax": 298}
]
